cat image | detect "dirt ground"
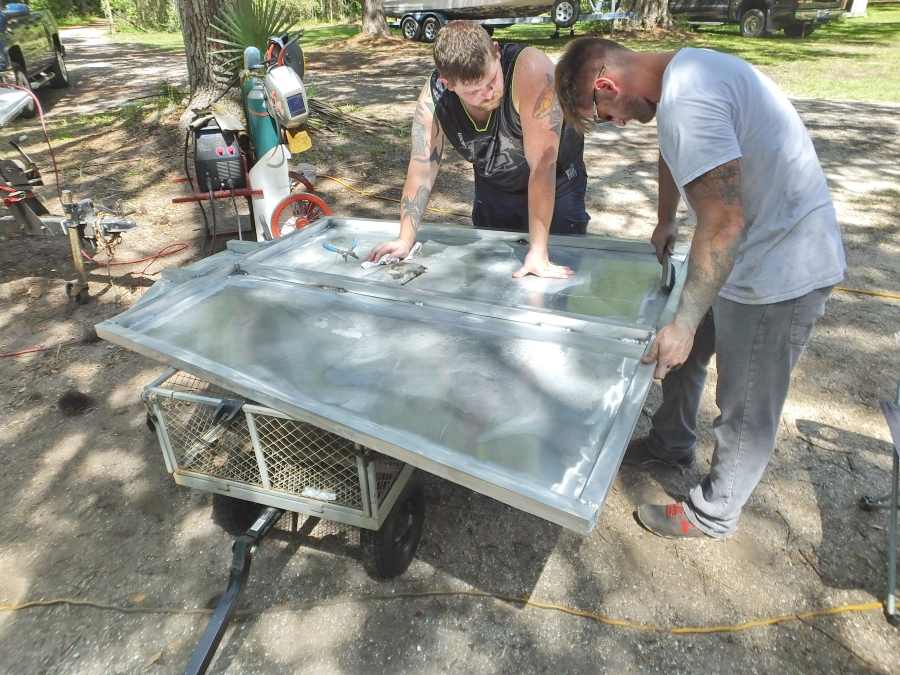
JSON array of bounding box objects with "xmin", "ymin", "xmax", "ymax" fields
[{"xmin": 1, "ymin": 27, "xmax": 899, "ymax": 675}]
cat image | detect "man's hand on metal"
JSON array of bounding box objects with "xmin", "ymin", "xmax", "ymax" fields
[
  {"xmin": 367, "ymin": 237, "xmax": 413, "ymax": 263},
  {"xmin": 641, "ymin": 319, "xmax": 695, "ymax": 380},
  {"xmin": 512, "ymin": 246, "xmax": 574, "ymax": 279},
  {"xmin": 650, "ymin": 221, "xmax": 677, "ymax": 263}
]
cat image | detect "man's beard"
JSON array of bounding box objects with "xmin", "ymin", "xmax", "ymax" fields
[
  {"xmin": 475, "ymin": 93, "xmax": 503, "ymax": 113},
  {"xmin": 633, "ymin": 97, "xmax": 657, "ymax": 124}
]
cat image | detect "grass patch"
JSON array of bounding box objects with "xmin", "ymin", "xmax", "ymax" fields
[
  {"xmin": 104, "ymin": 29, "xmax": 185, "ymax": 52},
  {"xmin": 99, "ymin": 23, "xmax": 365, "ymax": 53},
  {"xmin": 495, "ymin": 3, "xmax": 900, "ymax": 102},
  {"xmin": 295, "ymin": 23, "xmax": 361, "ymax": 47},
  {"xmin": 46, "ymin": 82, "xmax": 185, "ymax": 141},
  {"xmin": 56, "ymin": 14, "xmax": 103, "ymax": 27}
]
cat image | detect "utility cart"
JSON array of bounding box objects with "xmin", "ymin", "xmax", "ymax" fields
[{"xmin": 97, "ymin": 217, "xmax": 687, "ymax": 673}]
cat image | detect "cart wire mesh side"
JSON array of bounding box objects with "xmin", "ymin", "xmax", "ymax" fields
[{"xmin": 144, "ymin": 370, "xmax": 410, "ymax": 527}]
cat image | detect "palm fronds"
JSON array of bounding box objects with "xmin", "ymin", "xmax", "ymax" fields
[{"xmin": 208, "ymin": 0, "xmax": 296, "ymax": 80}]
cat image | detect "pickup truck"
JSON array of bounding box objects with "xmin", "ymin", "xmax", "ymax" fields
[
  {"xmin": 0, "ymin": 2, "xmax": 68, "ymax": 118},
  {"xmin": 668, "ymin": 0, "xmax": 844, "ymax": 37}
]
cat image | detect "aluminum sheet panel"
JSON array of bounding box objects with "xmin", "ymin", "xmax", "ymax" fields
[
  {"xmin": 244, "ymin": 218, "xmax": 670, "ymax": 327},
  {"xmin": 98, "ymin": 218, "xmax": 687, "ymax": 533}
]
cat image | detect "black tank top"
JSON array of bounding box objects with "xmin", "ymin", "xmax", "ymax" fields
[{"xmin": 430, "ymin": 43, "xmax": 584, "ymax": 194}]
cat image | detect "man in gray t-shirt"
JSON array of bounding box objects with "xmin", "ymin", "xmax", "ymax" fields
[{"xmin": 555, "ymin": 39, "xmax": 846, "ymax": 539}]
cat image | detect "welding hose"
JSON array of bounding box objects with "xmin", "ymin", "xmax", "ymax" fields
[{"xmin": 80, "ymin": 242, "xmax": 189, "ymax": 267}]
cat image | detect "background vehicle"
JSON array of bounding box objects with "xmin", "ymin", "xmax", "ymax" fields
[
  {"xmin": 0, "ymin": 2, "xmax": 69, "ymax": 118},
  {"xmin": 668, "ymin": 0, "xmax": 844, "ymax": 37},
  {"xmin": 387, "ymin": 0, "xmax": 630, "ymax": 42}
]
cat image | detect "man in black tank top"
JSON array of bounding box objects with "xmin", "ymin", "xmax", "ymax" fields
[{"xmin": 368, "ymin": 21, "xmax": 589, "ymax": 279}]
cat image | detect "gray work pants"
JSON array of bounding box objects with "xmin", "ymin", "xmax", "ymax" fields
[{"xmin": 648, "ymin": 286, "xmax": 833, "ymax": 537}]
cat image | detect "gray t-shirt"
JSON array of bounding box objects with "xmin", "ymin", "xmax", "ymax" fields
[{"xmin": 657, "ymin": 48, "xmax": 846, "ymax": 304}]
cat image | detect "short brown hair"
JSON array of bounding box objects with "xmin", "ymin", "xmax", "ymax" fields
[
  {"xmin": 555, "ymin": 37, "xmax": 628, "ymax": 134},
  {"xmin": 433, "ymin": 21, "xmax": 495, "ymax": 84}
]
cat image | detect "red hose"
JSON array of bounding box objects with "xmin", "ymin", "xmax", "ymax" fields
[
  {"xmin": 0, "ymin": 340, "xmax": 76, "ymax": 359},
  {"xmin": 81, "ymin": 242, "xmax": 189, "ymax": 266}
]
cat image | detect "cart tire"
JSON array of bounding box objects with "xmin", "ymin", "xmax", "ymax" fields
[
  {"xmin": 269, "ymin": 192, "xmax": 332, "ymax": 239},
  {"xmin": 361, "ymin": 481, "xmax": 425, "ymax": 579},
  {"xmin": 212, "ymin": 494, "xmax": 265, "ymax": 536}
]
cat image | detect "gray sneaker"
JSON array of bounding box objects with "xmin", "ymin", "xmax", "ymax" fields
[{"xmin": 622, "ymin": 435, "xmax": 694, "ymax": 470}]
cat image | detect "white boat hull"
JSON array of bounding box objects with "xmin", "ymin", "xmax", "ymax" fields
[{"xmin": 384, "ymin": 0, "xmax": 555, "ymax": 20}]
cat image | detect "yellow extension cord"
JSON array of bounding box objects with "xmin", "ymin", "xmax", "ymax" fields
[
  {"xmin": 320, "ymin": 173, "xmax": 900, "ymax": 302},
  {"xmin": 0, "ymin": 591, "xmax": 885, "ymax": 635}
]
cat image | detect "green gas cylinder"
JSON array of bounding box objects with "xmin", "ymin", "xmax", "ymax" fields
[{"xmin": 244, "ymin": 75, "xmax": 280, "ymax": 160}]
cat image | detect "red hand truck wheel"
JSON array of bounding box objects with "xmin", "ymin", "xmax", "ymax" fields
[{"xmin": 269, "ymin": 192, "xmax": 332, "ymax": 239}]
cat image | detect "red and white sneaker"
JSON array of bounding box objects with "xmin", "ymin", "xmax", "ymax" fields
[{"xmin": 635, "ymin": 502, "xmax": 711, "ymax": 539}]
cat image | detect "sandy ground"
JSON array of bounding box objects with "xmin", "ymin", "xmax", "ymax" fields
[{"xmin": 0, "ymin": 28, "xmax": 899, "ymax": 675}]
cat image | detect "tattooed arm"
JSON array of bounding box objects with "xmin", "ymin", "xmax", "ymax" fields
[
  {"xmin": 511, "ymin": 47, "xmax": 573, "ymax": 279},
  {"xmin": 642, "ymin": 159, "xmax": 745, "ymax": 379},
  {"xmin": 368, "ymin": 79, "xmax": 445, "ymax": 262}
]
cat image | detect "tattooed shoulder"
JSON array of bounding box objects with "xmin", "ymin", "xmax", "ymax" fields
[
  {"xmin": 531, "ymin": 72, "xmax": 562, "ymax": 133},
  {"xmin": 686, "ymin": 159, "xmax": 742, "ymax": 206}
]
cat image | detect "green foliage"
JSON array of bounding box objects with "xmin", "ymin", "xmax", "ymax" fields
[
  {"xmin": 41, "ymin": 0, "xmax": 362, "ymax": 32},
  {"xmin": 209, "ymin": 0, "xmax": 296, "ymax": 77},
  {"xmin": 106, "ymin": 0, "xmax": 180, "ymax": 31},
  {"xmin": 31, "ymin": 0, "xmax": 102, "ymax": 19},
  {"xmin": 105, "ymin": 29, "xmax": 185, "ymax": 50},
  {"xmin": 278, "ymin": 0, "xmax": 361, "ymax": 23}
]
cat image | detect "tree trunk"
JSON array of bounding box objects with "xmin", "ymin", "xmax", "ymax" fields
[
  {"xmin": 176, "ymin": 0, "xmax": 229, "ymax": 109},
  {"xmin": 361, "ymin": 0, "xmax": 389, "ymax": 37},
  {"xmin": 101, "ymin": 0, "xmax": 114, "ymax": 33},
  {"xmin": 624, "ymin": 0, "xmax": 671, "ymax": 29}
]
